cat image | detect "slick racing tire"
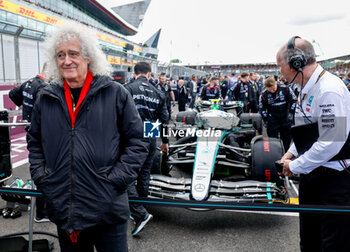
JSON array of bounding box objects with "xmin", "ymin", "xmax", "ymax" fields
[
  {"xmin": 175, "ymin": 111, "xmax": 197, "ymax": 126},
  {"xmin": 239, "ymin": 113, "xmax": 263, "ymax": 134},
  {"xmin": 251, "ymin": 135, "xmax": 284, "ymax": 186},
  {"xmin": 151, "ymin": 150, "xmax": 170, "ymax": 175}
]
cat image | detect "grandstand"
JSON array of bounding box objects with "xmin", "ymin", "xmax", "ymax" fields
[
  {"xmin": 188, "ymin": 54, "xmax": 350, "ymax": 76},
  {"xmin": 0, "ymin": 0, "xmax": 205, "ymax": 85}
]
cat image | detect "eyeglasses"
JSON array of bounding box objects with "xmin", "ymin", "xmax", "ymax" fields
[{"xmin": 56, "ymin": 50, "xmax": 81, "ymax": 61}]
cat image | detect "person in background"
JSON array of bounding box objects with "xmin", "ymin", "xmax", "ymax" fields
[
  {"xmin": 225, "ymin": 72, "xmax": 250, "ymax": 112},
  {"xmin": 247, "ymin": 72, "xmax": 259, "ymax": 113},
  {"xmin": 27, "ymin": 24, "xmax": 147, "ymax": 251},
  {"xmin": 255, "ymin": 73, "xmax": 264, "ymax": 93},
  {"xmin": 124, "ymin": 62, "xmax": 169, "ymax": 236},
  {"xmin": 149, "ymin": 73, "xmax": 158, "ymax": 86},
  {"xmin": 188, "ymin": 74, "xmax": 198, "ymax": 109},
  {"xmin": 196, "ymin": 76, "xmax": 221, "ymax": 103},
  {"xmin": 177, "ymin": 79, "xmax": 188, "ymax": 111},
  {"xmin": 9, "ymin": 64, "xmax": 48, "ymax": 124},
  {"xmin": 220, "ymin": 75, "xmax": 229, "ymax": 98},
  {"xmin": 156, "ymin": 73, "xmax": 175, "ymax": 120},
  {"xmin": 344, "ymin": 72, "xmax": 350, "ymax": 91},
  {"xmin": 228, "ymin": 72, "xmax": 237, "ymax": 88},
  {"xmin": 259, "ymin": 77, "xmax": 296, "ymax": 152}
]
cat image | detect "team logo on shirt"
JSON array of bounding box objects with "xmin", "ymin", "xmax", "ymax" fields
[{"xmin": 308, "ymin": 96, "xmax": 314, "ymax": 104}]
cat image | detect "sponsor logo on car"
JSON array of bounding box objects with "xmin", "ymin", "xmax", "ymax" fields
[{"xmin": 194, "ymin": 183, "xmax": 205, "ymax": 192}]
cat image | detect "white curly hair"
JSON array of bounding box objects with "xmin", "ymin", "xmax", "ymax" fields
[{"xmin": 44, "ymin": 23, "xmax": 112, "ymax": 86}]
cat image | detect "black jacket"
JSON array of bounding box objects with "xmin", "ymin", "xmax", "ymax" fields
[
  {"xmin": 177, "ymin": 85, "xmax": 188, "ymax": 103},
  {"xmin": 200, "ymin": 84, "xmax": 221, "ymax": 100},
  {"xmin": 226, "ymin": 80, "xmax": 249, "ymax": 101},
  {"xmin": 259, "ymin": 84, "xmax": 297, "ymax": 122},
  {"xmin": 156, "ymin": 82, "xmax": 172, "ymax": 106},
  {"xmin": 27, "ymin": 75, "xmax": 148, "ymax": 233},
  {"xmin": 248, "ymin": 80, "xmax": 259, "ymax": 103},
  {"xmin": 9, "ymin": 75, "xmax": 47, "ymax": 122},
  {"xmin": 124, "ymin": 76, "xmax": 169, "ymax": 143}
]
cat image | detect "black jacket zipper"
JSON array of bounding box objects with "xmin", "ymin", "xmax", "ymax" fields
[{"xmin": 69, "ymin": 128, "xmax": 75, "ymax": 233}]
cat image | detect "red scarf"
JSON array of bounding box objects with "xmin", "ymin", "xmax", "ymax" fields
[{"xmin": 64, "ymin": 71, "xmax": 93, "ymax": 128}]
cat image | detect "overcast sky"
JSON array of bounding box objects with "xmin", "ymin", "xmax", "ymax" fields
[{"xmin": 110, "ymin": 0, "xmax": 350, "ymax": 65}]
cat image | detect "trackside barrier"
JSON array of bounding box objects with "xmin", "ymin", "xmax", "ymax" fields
[{"xmin": 2, "ymin": 187, "xmax": 350, "ymax": 215}]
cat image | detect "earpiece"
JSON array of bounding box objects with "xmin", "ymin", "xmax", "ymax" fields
[{"xmin": 287, "ymin": 36, "xmax": 306, "ymax": 72}]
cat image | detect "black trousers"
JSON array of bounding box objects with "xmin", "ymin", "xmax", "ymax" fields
[
  {"xmin": 266, "ymin": 120, "xmax": 291, "ymax": 152},
  {"xmin": 36, "ymin": 197, "xmax": 47, "ymax": 218},
  {"xmin": 247, "ymin": 100, "xmax": 258, "ymax": 113},
  {"xmin": 178, "ymin": 99, "xmax": 186, "ymax": 112},
  {"xmin": 57, "ymin": 222, "xmax": 128, "ymax": 252},
  {"xmin": 299, "ymin": 167, "xmax": 350, "ymax": 252},
  {"xmin": 166, "ymin": 104, "xmax": 171, "ymax": 121},
  {"xmin": 127, "ymin": 138, "xmax": 156, "ymax": 222},
  {"xmin": 189, "ymin": 93, "xmax": 196, "ymax": 109}
]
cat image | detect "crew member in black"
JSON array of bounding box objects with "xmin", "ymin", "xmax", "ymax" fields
[
  {"xmin": 196, "ymin": 76, "xmax": 221, "ymax": 102},
  {"xmin": 247, "ymin": 72, "xmax": 259, "ymax": 113},
  {"xmin": 259, "ymin": 77, "xmax": 297, "ymax": 152},
  {"xmin": 9, "ymin": 64, "xmax": 47, "ymax": 123},
  {"xmin": 177, "ymin": 79, "xmax": 188, "ymax": 111},
  {"xmin": 156, "ymin": 73, "xmax": 175, "ymax": 120},
  {"xmin": 225, "ymin": 72, "xmax": 250, "ymax": 113},
  {"xmin": 124, "ymin": 62, "xmax": 169, "ymax": 236},
  {"xmin": 9, "ymin": 64, "xmax": 49, "ymax": 223}
]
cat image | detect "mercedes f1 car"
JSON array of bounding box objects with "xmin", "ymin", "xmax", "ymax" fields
[{"xmin": 150, "ymin": 100, "xmax": 289, "ymax": 203}]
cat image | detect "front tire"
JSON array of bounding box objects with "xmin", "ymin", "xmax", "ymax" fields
[{"xmin": 251, "ymin": 135, "xmax": 284, "ymax": 186}]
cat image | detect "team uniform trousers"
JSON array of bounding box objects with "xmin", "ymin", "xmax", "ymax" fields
[
  {"xmin": 127, "ymin": 138, "xmax": 156, "ymax": 222},
  {"xmin": 57, "ymin": 222, "xmax": 128, "ymax": 252},
  {"xmin": 247, "ymin": 100, "xmax": 258, "ymax": 113},
  {"xmin": 266, "ymin": 118, "xmax": 292, "ymax": 152},
  {"xmin": 299, "ymin": 166, "xmax": 350, "ymax": 252},
  {"xmin": 178, "ymin": 101, "xmax": 186, "ymax": 112},
  {"xmin": 166, "ymin": 103, "xmax": 171, "ymax": 120}
]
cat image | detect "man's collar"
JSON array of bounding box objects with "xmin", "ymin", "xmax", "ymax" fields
[
  {"xmin": 137, "ymin": 75, "xmax": 147, "ymax": 80},
  {"xmin": 301, "ymin": 64, "xmax": 323, "ymax": 94}
]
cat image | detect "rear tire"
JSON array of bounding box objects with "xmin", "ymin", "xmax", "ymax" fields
[{"xmin": 240, "ymin": 113, "xmax": 262, "ymax": 134}]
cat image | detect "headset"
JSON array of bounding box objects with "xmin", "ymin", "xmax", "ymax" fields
[{"xmin": 287, "ymin": 36, "xmax": 306, "ymax": 72}]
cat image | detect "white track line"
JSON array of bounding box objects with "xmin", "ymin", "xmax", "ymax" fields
[
  {"xmin": 12, "ymin": 158, "xmax": 28, "ymax": 169},
  {"xmin": 220, "ymin": 209, "xmax": 299, "ymax": 217}
]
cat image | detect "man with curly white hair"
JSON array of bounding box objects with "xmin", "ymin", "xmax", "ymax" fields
[{"xmin": 27, "ymin": 23, "xmax": 148, "ymax": 251}]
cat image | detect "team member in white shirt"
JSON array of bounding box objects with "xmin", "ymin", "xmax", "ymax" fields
[{"xmin": 279, "ymin": 36, "xmax": 350, "ymax": 251}]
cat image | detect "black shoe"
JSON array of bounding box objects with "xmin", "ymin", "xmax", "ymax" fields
[
  {"xmin": 34, "ymin": 216, "xmax": 50, "ymax": 223},
  {"xmin": 2, "ymin": 208, "xmax": 13, "ymax": 218},
  {"xmin": 132, "ymin": 214, "xmax": 153, "ymax": 236},
  {"xmin": 10, "ymin": 209, "xmax": 22, "ymax": 219}
]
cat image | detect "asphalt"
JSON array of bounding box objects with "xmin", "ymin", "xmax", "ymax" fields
[{"xmin": 0, "ymin": 163, "xmax": 300, "ymax": 252}]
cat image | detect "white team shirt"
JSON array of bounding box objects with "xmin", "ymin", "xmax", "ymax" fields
[{"xmin": 288, "ymin": 65, "xmax": 350, "ymax": 174}]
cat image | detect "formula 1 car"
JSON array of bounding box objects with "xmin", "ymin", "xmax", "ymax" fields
[{"xmin": 149, "ymin": 99, "xmax": 288, "ymax": 203}]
